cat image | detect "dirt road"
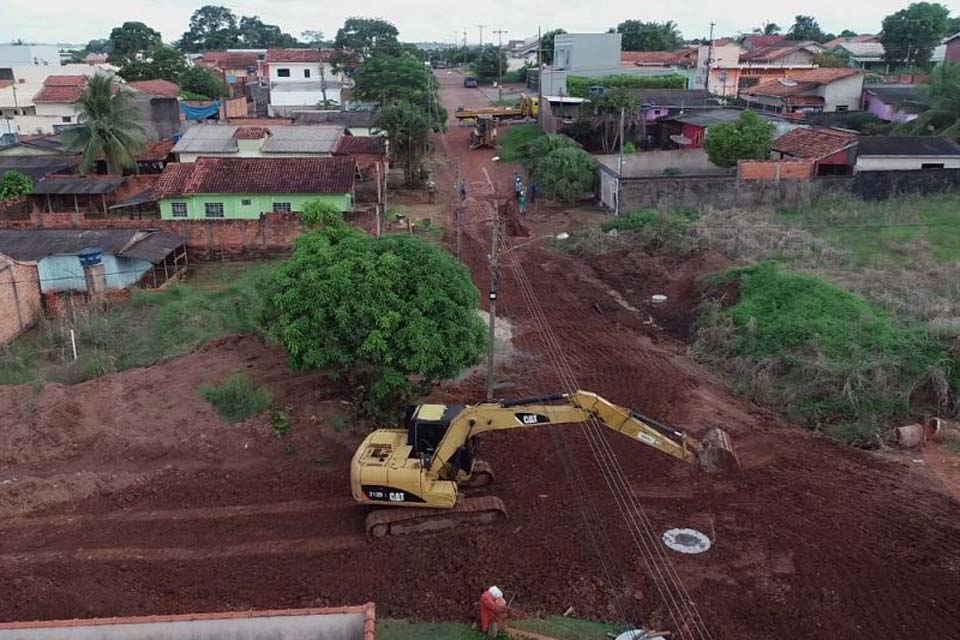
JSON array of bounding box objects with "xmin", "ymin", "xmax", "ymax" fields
[{"xmin": 0, "ymin": 71, "xmax": 958, "ymax": 640}]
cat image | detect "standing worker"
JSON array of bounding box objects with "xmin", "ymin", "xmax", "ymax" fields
[
  {"xmin": 479, "ymin": 585, "xmax": 508, "ymax": 638},
  {"xmin": 518, "ymin": 188, "xmax": 527, "ymax": 216},
  {"xmin": 514, "ymin": 174, "xmax": 523, "ymax": 200}
]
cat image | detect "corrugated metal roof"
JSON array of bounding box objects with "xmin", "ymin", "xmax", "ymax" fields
[
  {"xmin": 0, "ymin": 229, "xmax": 184, "ymax": 263},
  {"xmin": 292, "ymin": 111, "xmax": 375, "ymax": 127},
  {"xmin": 0, "ymin": 157, "xmax": 78, "ymax": 184},
  {"xmin": 32, "ymin": 177, "xmax": 126, "ymax": 195},
  {"xmin": 173, "ymin": 125, "xmax": 239, "ymax": 154},
  {"xmin": 261, "ymin": 125, "xmax": 343, "ymax": 154},
  {"xmin": 857, "ymin": 136, "xmax": 960, "ymax": 157}
]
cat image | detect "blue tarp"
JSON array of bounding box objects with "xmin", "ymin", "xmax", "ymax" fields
[{"xmin": 180, "ymin": 99, "xmax": 222, "ymax": 120}]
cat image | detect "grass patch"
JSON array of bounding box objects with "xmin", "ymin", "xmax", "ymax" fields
[
  {"xmin": 0, "ymin": 261, "xmax": 274, "ymax": 387},
  {"xmin": 201, "ymin": 374, "xmax": 273, "ymax": 424},
  {"xmin": 498, "ymin": 123, "xmax": 543, "ymax": 162},
  {"xmin": 691, "ymin": 263, "xmax": 958, "ymax": 446},
  {"xmin": 511, "ymin": 616, "xmax": 619, "ymax": 640},
  {"xmin": 378, "ymin": 617, "xmax": 614, "ymax": 640}
]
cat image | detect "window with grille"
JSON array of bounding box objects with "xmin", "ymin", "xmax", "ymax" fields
[
  {"xmin": 171, "ymin": 202, "xmax": 188, "ymax": 218},
  {"xmin": 277, "ymin": 68, "xmax": 291, "ymax": 77},
  {"xmin": 204, "ymin": 202, "xmax": 225, "ymax": 218},
  {"xmin": 241, "ymin": 198, "xmax": 252, "ymax": 205},
  {"xmin": 272, "ymin": 202, "xmax": 292, "ymax": 213},
  {"xmin": 304, "ymin": 69, "xmax": 311, "ymax": 78}
]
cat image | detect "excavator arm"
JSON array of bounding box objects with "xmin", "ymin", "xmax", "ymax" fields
[{"xmin": 426, "ymin": 391, "xmax": 738, "ymax": 478}]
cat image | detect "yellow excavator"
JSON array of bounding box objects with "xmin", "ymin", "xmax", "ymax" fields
[
  {"xmin": 470, "ymin": 114, "xmax": 498, "ymax": 149},
  {"xmin": 350, "ymin": 391, "xmax": 739, "ymax": 538}
]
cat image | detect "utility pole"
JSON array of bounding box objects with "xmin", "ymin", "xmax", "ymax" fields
[
  {"xmin": 536, "ymin": 27, "xmax": 542, "ymax": 126},
  {"xmin": 477, "ymin": 25, "xmax": 487, "ymax": 48},
  {"xmin": 616, "ymin": 106, "xmax": 625, "ymax": 217},
  {"xmin": 705, "ymin": 22, "xmax": 715, "ymax": 93},
  {"xmin": 463, "ymin": 29, "xmax": 468, "ymax": 48},
  {"xmin": 494, "ymin": 29, "xmax": 508, "ymax": 101},
  {"xmin": 485, "ymin": 201, "xmax": 500, "ymax": 402}
]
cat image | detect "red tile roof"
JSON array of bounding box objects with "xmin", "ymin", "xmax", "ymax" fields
[
  {"xmin": 741, "ymin": 34, "xmax": 785, "ymax": 49},
  {"xmin": 265, "ymin": 48, "xmax": 333, "ymax": 63},
  {"xmin": 34, "ymin": 85, "xmax": 86, "ymax": 103},
  {"xmin": 745, "ymin": 68, "xmax": 862, "ymax": 97},
  {"xmin": 786, "ymin": 68, "xmax": 862, "ymax": 83},
  {"xmin": 233, "ymin": 126, "xmax": 271, "ymax": 139},
  {"xmin": 335, "ymin": 135, "xmax": 385, "ymax": 155},
  {"xmin": 199, "ymin": 51, "xmax": 261, "ymax": 70},
  {"xmin": 136, "ymin": 140, "xmax": 176, "ymax": 162},
  {"xmin": 741, "ymin": 45, "xmax": 811, "ymax": 63},
  {"xmin": 744, "ymin": 80, "xmax": 818, "ymax": 97},
  {"xmin": 44, "ymin": 75, "xmax": 87, "ymax": 86},
  {"xmin": 823, "ymin": 34, "xmax": 879, "ymax": 49},
  {"xmin": 772, "ymin": 128, "xmax": 858, "ymax": 159},
  {"xmin": 155, "ymin": 157, "xmax": 356, "ymax": 199},
  {"xmin": 127, "ymin": 79, "xmax": 180, "ymax": 98}
]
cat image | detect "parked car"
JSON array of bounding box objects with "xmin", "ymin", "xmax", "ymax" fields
[{"xmin": 464, "ymin": 76, "xmax": 478, "ymax": 88}]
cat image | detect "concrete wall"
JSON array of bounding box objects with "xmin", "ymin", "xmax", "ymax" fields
[
  {"xmin": 738, "ymin": 160, "xmax": 813, "ymax": 180},
  {"xmin": 131, "ymin": 95, "xmax": 181, "ymax": 140},
  {"xmin": 33, "ymin": 102, "xmax": 79, "ymax": 119},
  {"xmin": 0, "ymin": 255, "xmax": 41, "ymax": 344},
  {"xmin": 268, "ymin": 61, "xmax": 339, "ymax": 83},
  {"xmin": 0, "ymin": 44, "xmax": 60, "ymax": 67},
  {"xmin": 820, "ymin": 74, "xmax": 864, "ymax": 112},
  {"xmin": 553, "ymin": 33, "xmax": 622, "ymax": 72},
  {"xmin": 856, "ymin": 155, "xmax": 960, "ymax": 171},
  {"xmin": 612, "ymin": 168, "xmax": 960, "ymax": 210},
  {"xmin": 159, "ymin": 193, "xmax": 352, "ymax": 220}
]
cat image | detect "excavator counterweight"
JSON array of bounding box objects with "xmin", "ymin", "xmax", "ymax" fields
[{"xmin": 350, "ymin": 391, "xmax": 739, "ymax": 538}]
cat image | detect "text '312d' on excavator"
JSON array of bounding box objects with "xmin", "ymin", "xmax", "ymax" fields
[{"xmin": 350, "ymin": 391, "xmax": 739, "ymax": 539}]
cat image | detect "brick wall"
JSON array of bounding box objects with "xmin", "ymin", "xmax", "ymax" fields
[
  {"xmin": 0, "ymin": 210, "xmax": 377, "ymax": 259},
  {"xmin": 0, "ymin": 256, "xmax": 41, "ymax": 344},
  {"xmin": 738, "ymin": 160, "xmax": 814, "ymax": 181}
]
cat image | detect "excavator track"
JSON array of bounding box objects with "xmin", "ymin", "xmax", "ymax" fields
[
  {"xmin": 459, "ymin": 460, "xmax": 494, "ymax": 489},
  {"xmin": 365, "ymin": 496, "xmax": 507, "ymax": 540}
]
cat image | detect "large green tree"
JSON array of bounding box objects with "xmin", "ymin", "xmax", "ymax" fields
[
  {"xmin": 333, "ymin": 17, "xmax": 400, "ymax": 59},
  {"xmin": 63, "ymin": 75, "xmax": 144, "ymax": 175},
  {"xmin": 107, "ymin": 22, "xmax": 161, "ymax": 66},
  {"xmin": 352, "ymin": 53, "xmax": 445, "ymax": 128},
  {"xmin": 258, "ymin": 222, "xmax": 486, "ymax": 418},
  {"xmin": 540, "ymin": 29, "xmax": 566, "ymax": 65},
  {"xmin": 178, "ymin": 66, "xmax": 228, "ymax": 99},
  {"xmin": 703, "ymin": 111, "xmax": 775, "ymax": 168},
  {"xmin": 881, "ymin": 2, "xmax": 950, "ymax": 69},
  {"xmin": 613, "ymin": 20, "xmax": 682, "ymax": 51},
  {"xmin": 532, "ymin": 146, "xmax": 597, "ymax": 203},
  {"xmin": 895, "ymin": 62, "xmax": 960, "ymax": 136},
  {"xmin": 786, "ymin": 15, "xmax": 827, "ymax": 42},
  {"xmin": 472, "ymin": 46, "xmax": 507, "ymax": 83},
  {"xmin": 179, "ymin": 5, "xmax": 241, "ymax": 52},
  {"xmin": 754, "ymin": 22, "xmax": 782, "ymax": 35},
  {"xmin": 373, "ymin": 100, "xmax": 432, "ymax": 185},
  {"xmin": 238, "ymin": 15, "xmax": 299, "ymax": 48},
  {"xmin": 0, "ymin": 171, "xmax": 32, "ymax": 200},
  {"xmin": 590, "ymin": 88, "xmax": 637, "ymax": 153},
  {"xmin": 118, "ymin": 45, "xmax": 188, "ymax": 82}
]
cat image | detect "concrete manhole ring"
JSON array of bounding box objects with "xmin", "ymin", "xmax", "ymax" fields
[
  {"xmin": 615, "ymin": 630, "xmax": 668, "ymax": 640},
  {"xmin": 662, "ymin": 528, "xmax": 711, "ymax": 554}
]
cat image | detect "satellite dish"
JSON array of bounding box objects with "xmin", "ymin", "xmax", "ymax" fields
[{"xmin": 669, "ymin": 134, "xmax": 692, "ymax": 146}]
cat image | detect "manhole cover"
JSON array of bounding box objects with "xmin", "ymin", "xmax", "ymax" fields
[
  {"xmin": 662, "ymin": 528, "xmax": 711, "ymax": 554},
  {"xmin": 615, "ymin": 630, "xmax": 668, "ymax": 640}
]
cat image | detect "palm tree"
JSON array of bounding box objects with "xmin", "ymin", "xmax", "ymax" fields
[
  {"xmin": 895, "ymin": 63, "xmax": 960, "ymax": 137},
  {"xmin": 64, "ymin": 74, "xmax": 144, "ymax": 175}
]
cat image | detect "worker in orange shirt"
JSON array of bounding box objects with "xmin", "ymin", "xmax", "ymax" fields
[{"xmin": 479, "ymin": 585, "xmax": 508, "ymax": 638}]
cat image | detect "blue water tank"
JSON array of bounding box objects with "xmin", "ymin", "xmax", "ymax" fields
[{"xmin": 77, "ymin": 247, "xmax": 102, "ymax": 267}]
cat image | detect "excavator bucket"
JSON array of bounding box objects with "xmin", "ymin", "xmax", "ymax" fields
[{"xmin": 698, "ymin": 428, "xmax": 740, "ymax": 474}]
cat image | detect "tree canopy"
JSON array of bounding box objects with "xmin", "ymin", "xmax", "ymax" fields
[
  {"xmin": 0, "ymin": 171, "xmax": 32, "ymax": 201},
  {"xmin": 333, "ymin": 17, "xmax": 400, "ymax": 59},
  {"xmin": 881, "ymin": 2, "xmax": 951, "ymax": 68},
  {"xmin": 63, "ymin": 75, "xmax": 144, "ymax": 175},
  {"xmin": 178, "ymin": 66, "xmax": 228, "ymax": 99},
  {"xmin": 590, "ymin": 88, "xmax": 637, "ymax": 153},
  {"xmin": 107, "ymin": 22, "xmax": 161, "ymax": 66},
  {"xmin": 257, "ymin": 222, "xmax": 486, "ymax": 418},
  {"xmin": 894, "ymin": 62, "xmax": 960, "ymax": 136},
  {"xmin": 352, "ymin": 53, "xmax": 445, "ymax": 126},
  {"xmin": 117, "ymin": 45, "xmax": 188, "ymax": 82},
  {"xmin": 540, "ymin": 29, "xmax": 566, "ymax": 65},
  {"xmin": 531, "ymin": 146, "xmax": 597, "ymax": 203},
  {"xmin": 786, "ymin": 15, "xmax": 829, "ymax": 42},
  {"xmin": 754, "ymin": 22, "xmax": 782, "ymax": 35},
  {"xmin": 703, "ymin": 111, "xmax": 775, "ymax": 168},
  {"xmin": 373, "ymin": 100, "xmax": 432, "ymax": 186},
  {"xmin": 613, "ymin": 20, "xmax": 682, "ymax": 51},
  {"xmin": 472, "ymin": 46, "xmax": 507, "ymax": 83},
  {"xmin": 178, "ymin": 5, "xmax": 299, "ymax": 52}
]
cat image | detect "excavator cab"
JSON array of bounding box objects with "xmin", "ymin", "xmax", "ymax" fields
[{"xmin": 404, "ymin": 404, "xmax": 479, "ymax": 480}]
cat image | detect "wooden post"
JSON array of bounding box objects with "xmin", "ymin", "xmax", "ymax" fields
[
  {"xmin": 101, "ymin": 194, "xmax": 107, "ymax": 216},
  {"xmin": 46, "ymin": 194, "xmax": 52, "ymax": 213},
  {"xmin": 73, "ymin": 193, "xmax": 79, "ymax": 213}
]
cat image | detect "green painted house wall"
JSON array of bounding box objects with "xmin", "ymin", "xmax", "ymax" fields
[{"xmin": 158, "ymin": 193, "xmax": 352, "ymax": 220}]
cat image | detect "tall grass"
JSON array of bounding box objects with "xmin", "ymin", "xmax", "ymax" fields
[
  {"xmin": 0, "ymin": 262, "xmax": 274, "ymax": 387},
  {"xmin": 497, "ymin": 123, "xmax": 543, "ymax": 162},
  {"xmin": 200, "ymin": 374, "xmax": 273, "ymax": 424},
  {"xmin": 691, "ymin": 263, "xmax": 958, "ymax": 445}
]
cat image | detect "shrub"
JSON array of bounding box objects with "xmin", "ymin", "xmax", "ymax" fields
[
  {"xmin": 566, "ymin": 74, "xmax": 686, "ymax": 97},
  {"xmin": 532, "ymin": 146, "xmax": 597, "ymax": 203},
  {"xmin": 602, "ymin": 210, "xmax": 655, "ymax": 232},
  {"xmin": 301, "ymin": 200, "xmax": 342, "ymax": 228},
  {"xmin": 0, "ymin": 171, "xmax": 32, "ymax": 200},
  {"xmin": 201, "ymin": 374, "xmax": 273, "ymax": 424},
  {"xmin": 703, "ymin": 111, "xmax": 775, "ymax": 168},
  {"xmin": 498, "ymin": 124, "xmax": 543, "ymax": 162},
  {"xmin": 691, "ymin": 263, "xmax": 958, "ymax": 445},
  {"xmin": 522, "ymin": 134, "xmax": 581, "ymax": 175}
]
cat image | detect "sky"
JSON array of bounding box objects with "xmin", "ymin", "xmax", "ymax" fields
[{"xmin": 1, "ymin": 0, "xmax": 949, "ymax": 46}]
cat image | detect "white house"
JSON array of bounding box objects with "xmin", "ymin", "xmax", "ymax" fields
[
  {"xmin": 0, "ymin": 65, "xmax": 115, "ymax": 134},
  {"xmin": 264, "ymin": 48, "xmax": 343, "ymax": 117},
  {"xmin": 0, "ymin": 44, "xmax": 61, "ymax": 68},
  {"xmin": 855, "ymin": 137, "xmax": 960, "ymax": 172}
]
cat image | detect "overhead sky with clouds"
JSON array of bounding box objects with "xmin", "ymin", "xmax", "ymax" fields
[{"xmin": 1, "ymin": 0, "xmax": 950, "ymax": 46}]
